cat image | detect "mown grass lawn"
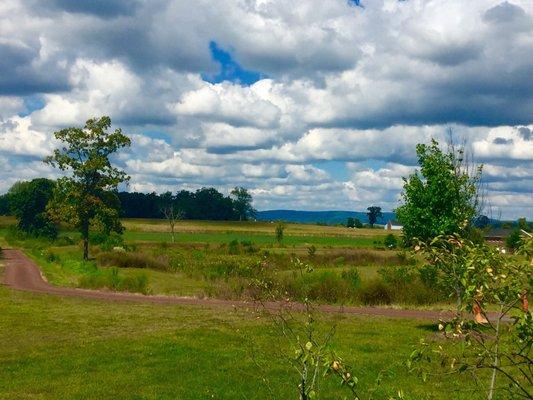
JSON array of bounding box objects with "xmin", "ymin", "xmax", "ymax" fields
[{"xmin": 0, "ymin": 284, "xmax": 486, "ymax": 400}]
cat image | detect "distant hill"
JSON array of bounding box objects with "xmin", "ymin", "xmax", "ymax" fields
[{"xmin": 256, "ymin": 210, "xmax": 396, "ymax": 225}]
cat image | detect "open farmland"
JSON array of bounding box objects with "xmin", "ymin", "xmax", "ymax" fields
[{"xmin": 1, "ymin": 217, "xmax": 442, "ymax": 307}]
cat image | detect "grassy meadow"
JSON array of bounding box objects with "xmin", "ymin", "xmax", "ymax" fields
[
  {"xmin": 0, "ymin": 285, "xmax": 488, "ymax": 399},
  {"xmin": 0, "ymin": 216, "xmax": 500, "ymax": 398},
  {"xmin": 0, "ymin": 216, "xmax": 444, "ymax": 307}
]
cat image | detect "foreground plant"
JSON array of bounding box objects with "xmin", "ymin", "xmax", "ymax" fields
[
  {"xmin": 410, "ymin": 236, "xmax": 532, "ymax": 399},
  {"xmin": 250, "ymin": 258, "xmax": 402, "ymax": 399}
]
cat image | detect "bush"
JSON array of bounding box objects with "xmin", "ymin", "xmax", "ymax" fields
[
  {"xmin": 55, "ymin": 235, "xmax": 75, "ymax": 246},
  {"xmin": 90, "ymin": 232, "xmax": 124, "ymax": 251},
  {"xmin": 44, "ymin": 250, "xmax": 60, "ymax": 263},
  {"xmin": 384, "ymin": 234, "xmax": 398, "ymax": 249},
  {"xmin": 505, "ymin": 229, "xmax": 523, "ymax": 251},
  {"xmin": 341, "ymin": 268, "xmax": 361, "ymax": 289},
  {"xmin": 358, "ymin": 280, "xmax": 392, "ymax": 305},
  {"xmin": 378, "ymin": 266, "xmax": 415, "ymax": 286},
  {"xmin": 418, "ymin": 264, "xmax": 439, "ymax": 288}
]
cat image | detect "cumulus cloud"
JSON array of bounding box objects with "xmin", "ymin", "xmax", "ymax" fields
[{"xmin": 0, "ymin": 0, "xmax": 532, "ymax": 218}]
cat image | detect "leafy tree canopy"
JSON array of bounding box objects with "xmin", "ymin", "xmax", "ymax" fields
[
  {"xmin": 45, "ymin": 116, "xmax": 131, "ymax": 259},
  {"xmin": 366, "ymin": 206, "xmax": 382, "ymax": 227},
  {"xmin": 230, "ymin": 186, "xmax": 256, "ymax": 221},
  {"xmin": 7, "ymin": 178, "xmax": 57, "ymax": 238},
  {"xmin": 396, "ymin": 139, "xmax": 482, "ymax": 244}
]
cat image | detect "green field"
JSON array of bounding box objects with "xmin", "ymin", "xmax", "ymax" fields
[
  {"xmin": 0, "ymin": 217, "xmax": 501, "ymax": 398},
  {"xmin": 0, "ymin": 285, "xmax": 485, "ymax": 399}
]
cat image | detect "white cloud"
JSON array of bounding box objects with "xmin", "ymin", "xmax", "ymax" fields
[{"xmin": 0, "ymin": 0, "xmax": 532, "ymax": 219}]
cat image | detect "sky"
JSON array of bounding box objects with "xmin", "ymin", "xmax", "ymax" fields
[{"xmin": 0, "ymin": 0, "xmax": 532, "ymax": 219}]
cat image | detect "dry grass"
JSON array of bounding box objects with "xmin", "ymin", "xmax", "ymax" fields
[{"xmin": 122, "ymin": 218, "xmax": 392, "ymax": 237}]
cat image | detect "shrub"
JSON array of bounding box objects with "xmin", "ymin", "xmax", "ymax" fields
[
  {"xmin": 120, "ymin": 272, "xmax": 150, "ymax": 294},
  {"xmin": 358, "ymin": 280, "xmax": 392, "ymax": 305},
  {"xmin": 228, "ymin": 239, "xmax": 240, "ymax": 255},
  {"xmin": 505, "ymin": 229, "xmax": 523, "ymax": 251},
  {"xmin": 384, "ymin": 234, "xmax": 397, "ymax": 249},
  {"xmin": 378, "ymin": 266, "xmax": 415, "ymax": 286},
  {"xmin": 90, "ymin": 232, "xmax": 124, "ymax": 251},
  {"xmin": 55, "ymin": 235, "xmax": 75, "ymax": 246},
  {"xmin": 44, "ymin": 250, "xmax": 60, "ymax": 263},
  {"xmin": 418, "ymin": 264, "xmax": 439, "ymax": 288},
  {"xmin": 341, "ymin": 268, "xmax": 361, "ymax": 289}
]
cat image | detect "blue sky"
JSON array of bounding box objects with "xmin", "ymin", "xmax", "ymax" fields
[{"xmin": 0, "ymin": 0, "xmax": 532, "ymax": 218}]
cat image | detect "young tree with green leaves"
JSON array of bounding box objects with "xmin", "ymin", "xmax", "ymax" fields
[
  {"xmin": 396, "ymin": 139, "xmax": 482, "ymax": 245},
  {"xmin": 231, "ymin": 186, "xmax": 256, "ymax": 221},
  {"xmin": 410, "ymin": 236, "xmax": 532, "ymax": 400},
  {"xmin": 45, "ymin": 116, "xmax": 131, "ymax": 260},
  {"xmin": 366, "ymin": 206, "xmax": 382, "ymax": 228},
  {"xmin": 7, "ymin": 178, "xmax": 57, "ymax": 238}
]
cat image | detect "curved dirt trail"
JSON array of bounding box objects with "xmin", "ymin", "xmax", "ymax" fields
[{"xmin": 2, "ymin": 248, "xmax": 453, "ymax": 320}]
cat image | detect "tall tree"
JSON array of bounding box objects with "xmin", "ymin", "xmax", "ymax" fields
[
  {"xmin": 396, "ymin": 139, "xmax": 482, "ymax": 244},
  {"xmin": 230, "ymin": 187, "xmax": 256, "ymax": 221},
  {"xmin": 45, "ymin": 116, "xmax": 131, "ymax": 260},
  {"xmin": 366, "ymin": 206, "xmax": 382, "ymax": 228},
  {"xmin": 7, "ymin": 178, "xmax": 57, "ymax": 238}
]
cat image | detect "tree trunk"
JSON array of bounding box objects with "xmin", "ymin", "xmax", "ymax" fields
[{"xmin": 81, "ymin": 219, "xmax": 89, "ymax": 261}]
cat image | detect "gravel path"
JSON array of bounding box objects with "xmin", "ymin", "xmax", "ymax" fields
[{"xmin": 2, "ymin": 248, "xmax": 453, "ymax": 320}]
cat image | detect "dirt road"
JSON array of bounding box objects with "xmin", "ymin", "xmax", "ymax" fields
[{"xmin": 2, "ymin": 248, "xmax": 453, "ymax": 320}]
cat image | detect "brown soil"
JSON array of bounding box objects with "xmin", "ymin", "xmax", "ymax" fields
[{"xmin": 2, "ymin": 248, "xmax": 454, "ymax": 320}]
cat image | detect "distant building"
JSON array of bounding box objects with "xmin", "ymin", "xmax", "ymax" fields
[
  {"xmin": 385, "ymin": 220, "xmax": 403, "ymax": 231},
  {"xmin": 483, "ymin": 228, "xmax": 513, "ymax": 243},
  {"xmin": 484, "ymin": 228, "xmax": 531, "ymax": 243}
]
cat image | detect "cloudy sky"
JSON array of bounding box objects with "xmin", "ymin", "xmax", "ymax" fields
[{"xmin": 1, "ymin": 0, "xmax": 532, "ymax": 218}]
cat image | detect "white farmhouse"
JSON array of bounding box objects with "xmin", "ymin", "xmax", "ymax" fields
[{"xmin": 385, "ymin": 220, "xmax": 403, "ymax": 231}]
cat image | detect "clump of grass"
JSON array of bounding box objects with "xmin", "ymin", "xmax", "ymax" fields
[
  {"xmin": 78, "ymin": 267, "xmax": 150, "ymax": 294},
  {"xmin": 358, "ymin": 280, "xmax": 393, "ymax": 305},
  {"xmin": 225, "ymin": 240, "xmax": 259, "ymax": 255},
  {"xmin": 96, "ymin": 251, "xmax": 169, "ymax": 271}
]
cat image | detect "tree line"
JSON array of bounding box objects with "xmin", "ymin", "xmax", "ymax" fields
[{"xmin": 1, "ymin": 185, "xmax": 256, "ymax": 221}]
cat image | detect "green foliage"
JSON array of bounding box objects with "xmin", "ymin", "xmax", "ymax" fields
[
  {"xmin": 230, "ymin": 186, "xmax": 256, "ymax": 221},
  {"xmin": 79, "ymin": 267, "xmax": 150, "ymax": 294},
  {"xmin": 90, "ymin": 232, "xmax": 124, "ymax": 251},
  {"xmin": 411, "ymin": 236, "xmax": 532, "ymax": 399},
  {"xmin": 346, "ymin": 217, "xmax": 363, "ymax": 229},
  {"xmin": 7, "ymin": 178, "xmax": 57, "ymax": 238},
  {"xmin": 366, "ymin": 206, "xmax": 382, "ymax": 228},
  {"xmin": 0, "ymin": 193, "xmax": 10, "ymax": 215},
  {"xmin": 384, "ymin": 234, "xmax": 397, "ymax": 249},
  {"xmin": 358, "ymin": 280, "xmax": 393, "ymax": 305},
  {"xmin": 396, "ymin": 139, "xmax": 482, "ymax": 245},
  {"xmin": 340, "ymin": 268, "xmax": 361, "ymax": 289},
  {"xmin": 45, "ymin": 116, "xmax": 131, "ymax": 259},
  {"xmin": 307, "ymin": 245, "xmax": 316, "ymax": 258},
  {"xmin": 275, "ymin": 221, "xmax": 285, "ymax": 244},
  {"xmin": 505, "ymin": 229, "xmax": 523, "ymax": 251}
]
